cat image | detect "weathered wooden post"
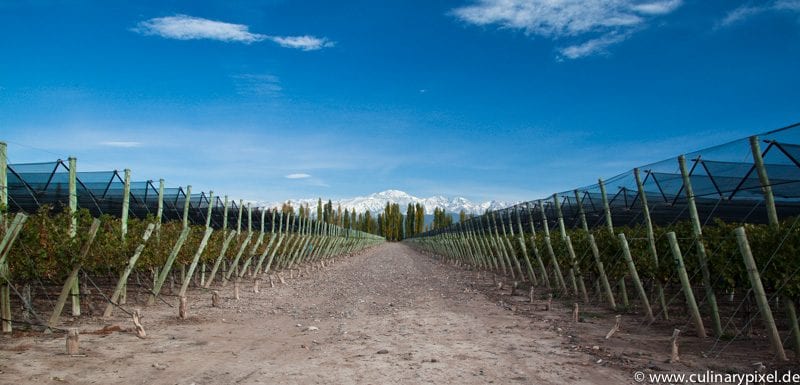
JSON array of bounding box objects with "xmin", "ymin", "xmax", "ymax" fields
[
  {"xmin": 554, "ymin": 194, "xmax": 580, "ymax": 296},
  {"xmin": 0, "ymin": 141, "xmax": 6, "ymax": 230},
  {"xmin": 749, "ymin": 136, "xmax": 779, "ymax": 227},
  {"xmin": 618, "ymin": 233, "xmax": 654, "ymax": 322},
  {"xmin": 525, "ymin": 203, "xmax": 551, "ymax": 289},
  {"xmin": 539, "ymin": 201, "xmax": 567, "ymax": 293},
  {"xmin": 667, "ymin": 232, "xmax": 706, "ymax": 338},
  {"xmin": 678, "ymin": 155, "xmax": 722, "ymax": 337},
  {"xmin": 179, "ymin": 227, "xmax": 214, "ymax": 297},
  {"xmin": 104, "ymin": 224, "xmax": 156, "ymax": 317},
  {"xmin": 68, "ymin": 157, "xmax": 80, "ymax": 318},
  {"xmin": 598, "ymin": 178, "xmax": 614, "ymax": 235},
  {"xmin": 156, "ymin": 179, "xmax": 165, "ymax": 234},
  {"xmin": 49, "ymin": 219, "xmax": 101, "ymax": 328},
  {"xmin": 634, "ymin": 168, "xmax": 668, "ymax": 320},
  {"xmin": 118, "ymin": 168, "xmax": 131, "ymax": 305},
  {"xmin": 182, "ymin": 185, "xmax": 192, "ymax": 229},
  {"xmin": 66, "ymin": 328, "xmax": 80, "ymax": 355},
  {"xmin": 121, "ymin": 169, "xmax": 131, "ymax": 241},
  {"xmin": 735, "ymin": 226, "xmax": 787, "ymax": 360},
  {"xmin": 574, "ymin": 189, "xmax": 616, "ymax": 309}
]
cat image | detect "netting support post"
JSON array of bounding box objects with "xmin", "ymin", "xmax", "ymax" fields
[
  {"xmin": 749, "ymin": 136, "xmax": 779, "ymax": 227},
  {"xmin": 735, "ymin": 227, "xmax": 787, "ymax": 360},
  {"xmin": 121, "ymin": 169, "xmax": 131, "ymax": 241},
  {"xmin": 634, "ymin": 168, "xmax": 668, "ymax": 320},
  {"xmin": 0, "ymin": 142, "xmax": 8, "ymax": 332},
  {"xmin": 667, "ymin": 232, "xmax": 706, "ymax": 338},
  {"xmin": 678, "ymin": 155, "xmax": 723, "ymax": 337},
  {"xmin": 598, "ymin": 178, "xmax": 614, "ymax": 236},
  {"xmin": 205, "ymin": 191, "xmax": 214, "ymax": 229},
  {"xmin": 67, "ymin": 157, "xmax": 81, "ymax": 317},
  {"xmin": 619, "ymin": 233, "xmax": 654, "ymax": 322},
  {"xmin": 182, "ymin": 185, "xmax": 192, "ymax": 229},
  {"xmin": 237, "ymin": 199, "xmax": 243, "ymax": 234},
  {"xmin": 156, "ymin": 179, "xmax": 164, "ymax": 235}
]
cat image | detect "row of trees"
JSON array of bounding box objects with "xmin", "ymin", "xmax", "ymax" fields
[{"xmin": 278, "ymin": 198, "xmax": 473, "ymax": 241}]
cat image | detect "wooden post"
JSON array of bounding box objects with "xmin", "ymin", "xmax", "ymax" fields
[
  {"xmin": 205, "ymin": 231, "xmax": 237, "ymax": 288},
  {"xmin": 634, "ymin": 168, "xmax": 668, "ymax": 320},
  {"xmin": 104, "ymin": 224, "xmax": 156, "ymax": 317},
  {"xmin": 619, "ymin": 278, "xmax": 629, "ymax": 307},
  {"xmin": 211, "ymin": 291, "xmax": 220, "ymax": 307},
  {"xmin": 237, "ymin": 199, "xmax": 243, "ymax": 234},
  {"xmin": 156, "ymin": 179, "xmax": 164, "ymax": 234},
  {"xmin": 618, "ymin": 233, "xmax": 654, "ymax": 322},
  {"xmin": 0, "ymin": 141, "xmax": 6, "ymax": 229},
  {"xmin": 669, "ymin": 329, "xmax": 680, "ymax": 363},
  {"xmin": 598, "ymin": 178, "xmax": 614, "ymax": 235},
  {"xmin": 667, "ymin": 232, "xmax": 706, "ymax": 338},
  {"xmin": 179, "ymin": 296, "xmax": 187, "ymax": 319},
  {"xmin": 205, "ymin": 191, "xmax": 214, "ymax": 228},
  {"xmin": 132, "ymin": 309, "xmax": 146, "ymax": 338},
  {"xmin": 182, "ymin": 185, "xmax": 192, "ymax": 229},
  {"xmin": 121, "ymin": 169, "xmax": 131, "ymax": 241},
  {"xmin": 749, "ymin": 136, "xmax": 779, "ymax": 227},
  {"xmin": 784, "ymin": 298, "xmax": 800, "ymax": 356},
  {"xmin": 735, "ymin": 226, "xmax": 787, "ymax": 360},
  {"xmin": 605, "ymin": 315, "xmax": 621, "ymax": 339},
  {"xmin": 678, "ymin": 155, "xmax": 723, "ymax": 337},
  {"xmin": 68, "ymin": 157, "xmax": 80, "ymax": 316},
  {"xmin": 539, "ymin": 201, "xmax": 567, "ymax": 293},
  {"xmin": 526, "ymin": 204, "xmax": 551, "ymax": 289},
  {"xmin": 223, "ymin": 195, "xmax": 229, "ymax": 234},
  {"xmin": 589, "ymin": 234, "xmax": 616, "ymax": 309},
  {"xmin": 49, "ymin": 219, "xmax": 101, "ymax": 328},
  {"xmin": 566, "ymin": 236, "xmax": 589, "ymax": 303},
  {"xmin": 179, "ymin": 227, "xmax": 214, "ymax": 297},
  {"xmin": 552, "ymin": 194, "xmax": 567, "ymax": 241},
  {"xmin": 66, "ymin": 328, "xmax": 80, "ymax": 355},
  {"xmin": 223, "ymin": 233, "xmax": 253, "ymax": 283},
  {"xmin": 148, "ymin": 227, "xmax": 191, "ymax": 305}
]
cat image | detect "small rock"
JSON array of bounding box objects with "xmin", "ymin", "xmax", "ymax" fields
[
  {"xmin": 377, "ymin": 349, "xmax": 389, "ymax": 354},
  {"xmin": 307, "ymin": 326, "xmax": 319, "ymax": 331},
  {"xmin": 596, "ymin": 359, "xmax": 603, "ymax": 364},
  {"xmin": 592, "ymin": 345, "xmax": 600, "ymax": 350},
  {"xmin": 152, "ymin": 363, "xmax": 167, "ymax": 370}
]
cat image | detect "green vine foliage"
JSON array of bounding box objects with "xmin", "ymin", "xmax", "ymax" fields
[{"xmin": 494, "ymin": 216, "xmax": 800, "ymax": 300}]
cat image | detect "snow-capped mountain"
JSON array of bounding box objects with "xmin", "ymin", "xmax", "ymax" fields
[{"xmin": 252, "ymin": 189, "xmax": 514, "ymax": 215}]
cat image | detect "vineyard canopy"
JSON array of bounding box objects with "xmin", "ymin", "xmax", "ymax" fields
[
  {"xmin": 5, "ymin": 122, "xmax": 800, "ymax": 233},
  {"xmin": 436, "ymin": 122, "xmax": 800, "ymax": 233},
  {"xmin": 2, "ymin": 161, "xmax": 288, "ymax": 231}
]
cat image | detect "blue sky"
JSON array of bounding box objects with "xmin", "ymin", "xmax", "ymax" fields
[{"xmin": 1, "ymin": 0, "xmax": 799, "ymax": 203}]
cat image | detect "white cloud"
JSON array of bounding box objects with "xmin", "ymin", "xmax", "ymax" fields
[
  {"xmin": 134, "ymin": 15, "xmax": 335, "ymax": 50},
  {"xmin": 558, "ymin": 32, "xmax": 629, "ymax": 59},
  {"xmin": 134, "ymin": 14, "xmax": 266, "ymax": 43},
  {"xmin": 719, "ymin": 1, "xmax": 800, "ymax": 28},
  {"xmin": 267, "ymin": 35, "xmax": 335, "ymax": 51},
  {"xmin": 100, "ymin": 141, "xmax": 142, "ymax": 148},
  {"xmin": 451, "ymin": 0, "xmax": 683, "ymax": 59},
  {"xmin": 285, "ymin": 173, "xmax": 312, "ymax": 179}
]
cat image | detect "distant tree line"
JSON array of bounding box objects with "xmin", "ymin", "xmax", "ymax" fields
[{"xmin": 277, "ymin": 198, "xmax": 471, "ymax": 242}]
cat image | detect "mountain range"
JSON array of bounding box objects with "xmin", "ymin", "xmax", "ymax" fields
[{"xmin": 253, "ymin": 189, "xmax": 514, "ymax": 215}]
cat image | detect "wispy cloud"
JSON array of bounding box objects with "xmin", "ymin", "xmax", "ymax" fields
[
  {"xmin": 558, "ymin": 31, "xmax": 629, "ymax": 59},
  {"xmin": 133, "ymin": 14, "xmax": 335, "ymax": 50},
  {"xmin": 100, "ymin": 141, "xmax": 142, "ymax": 148},
  {"xmin": 285, "ymin": 173, "xmax": 312, "ymax": 179},
  {"xmin": 233, "ymin": 74, "xmax": 282, "ymax": 97},
  {"xmin": 267, "ymin": 35, "xmax": 335, "ymax": 51},
  {"xmin": 451, "ymin": 0, "xmax": 682, "ymax": 59},
  {"xmin": 718, "ymin": 0, "xmax": 800, "ymax": 28},
  {"xmin": 134, "ymin": 14, "xmax": 266, "ymax": 43}
]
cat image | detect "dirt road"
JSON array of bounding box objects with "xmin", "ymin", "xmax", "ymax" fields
[{"xmin": 0, "ymin": 243, "xmax": 632, "ymax": 384}]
